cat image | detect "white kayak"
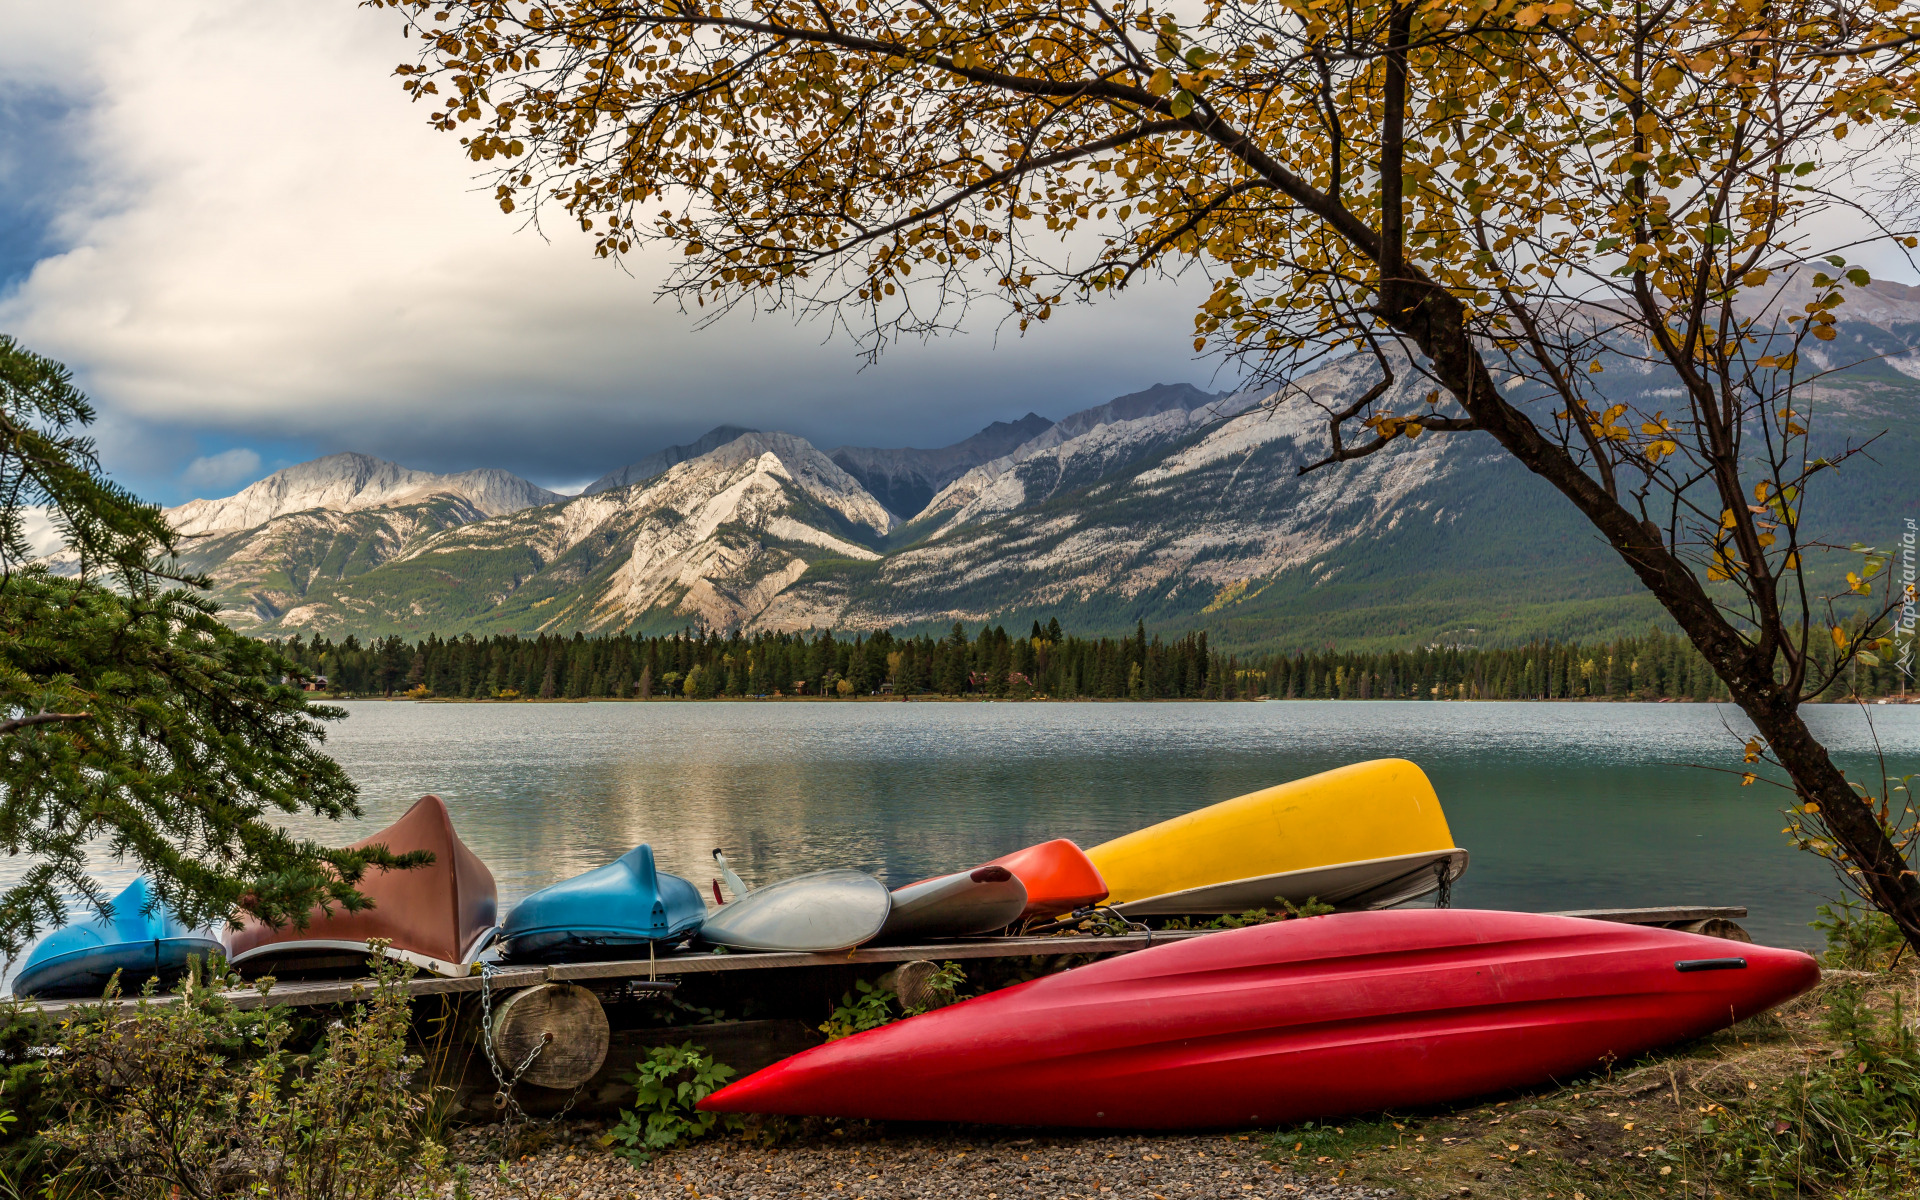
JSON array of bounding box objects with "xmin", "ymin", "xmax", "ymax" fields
[
  {"xmin": 877, "ymin": 866, "xmax": 1028, "ymax": 942},
  {"xmin": 698, "ymin": 868, "xmax": 893, "ymax": 952},
  {"xmin": 1110, "ymin": 848, "xmax": 1470, "ymax": 917}
]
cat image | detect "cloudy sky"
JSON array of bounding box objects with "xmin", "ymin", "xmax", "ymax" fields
[{"xmin": 0, "ymin": 1, "xmax": 1218, "ymax": 505}]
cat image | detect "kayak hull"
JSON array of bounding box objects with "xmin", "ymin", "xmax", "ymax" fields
[
  {"xmin": 702, "ymin": 910, "xmax": 1819, "ymax": 1129},
  {"xmin": 1113, "ymin": 848, "xmax": 1469, "ymax": 916},
  {"xmin": 500, "ymin": 845, "xmax": 705, "ymax": 962},
  {"xmin": 983, "ymin": 840, "xmax": 1108, "ymax": 920},
  {"xmin": 1087, "ymin": 759, "xmax": 1458, "ymax": 908},
  {"xmin": 878, "ymin": 867, "xmax": 1028, "ymax": 942},
  {"xmin": 12, "ymin": 878, "xmax": 223, "ymax": 999},
  {"xmin": 227, "ymin": 795, "xmax": 498, "ymax": 979},
  {"xmin": 699, "ymin": 869, "xmax": 892, "ymax": 952}
]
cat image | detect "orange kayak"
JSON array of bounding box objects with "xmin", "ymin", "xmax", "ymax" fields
[
  {"xmin": 227, "ymin": 794, "xmax": 497, "ymax": 978},
  {"xmin": 982, "ymin": 839, "xmax": 1108, "ymax": 920}
]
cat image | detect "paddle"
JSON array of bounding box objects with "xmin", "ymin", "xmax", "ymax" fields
[{"xmin": 712, "ymin": 848, "xmax": 750, "ymax": 900}]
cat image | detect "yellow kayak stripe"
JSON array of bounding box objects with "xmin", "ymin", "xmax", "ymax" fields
[{"xmin": 1084, "ymin": 758, "xmax": 1456, "ymax": 906}]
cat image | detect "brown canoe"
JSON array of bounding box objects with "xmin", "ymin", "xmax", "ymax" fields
[{"xmin": 226, "ymin": 795, "xmax": 497, "ymax": 979}]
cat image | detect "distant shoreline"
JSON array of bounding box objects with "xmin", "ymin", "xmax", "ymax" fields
[{"xmin": 309, "ymin": 693, "xmax": 1919, "ymax": 705}]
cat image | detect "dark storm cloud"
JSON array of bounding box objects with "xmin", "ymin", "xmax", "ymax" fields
[{"xmin": 0, "ymin": 0, "xmax": 1220, "ymax": 506}]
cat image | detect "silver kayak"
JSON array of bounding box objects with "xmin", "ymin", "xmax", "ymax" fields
[
  {"xmin": 877, "ymin": 865, "xmax": 1027, "ymax": 942},
  {"xmin": 1109, "ymin": 849, "xmax": 1470, "ymax": 917},
  {"xmin": 699, "ymin": 869, "xmax": 893, "ymax": 952}
]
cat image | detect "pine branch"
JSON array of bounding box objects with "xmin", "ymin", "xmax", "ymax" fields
[{"xmin": 0, "ymin": 711, "xmax": 91, "ymax": 736}]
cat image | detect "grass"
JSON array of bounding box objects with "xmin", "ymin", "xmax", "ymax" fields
[{"xmin": 1260, "ymin": 963, "xmax": 1920, "ymax": 1199}]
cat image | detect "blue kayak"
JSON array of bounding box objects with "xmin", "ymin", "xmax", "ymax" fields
[
  {"xmin": 499, "ymin": 845, "xmax": 706, "ymax": 962},
  {"xmin": 11, "ymin": 878, "xmax": 225, "ymax": 999}
]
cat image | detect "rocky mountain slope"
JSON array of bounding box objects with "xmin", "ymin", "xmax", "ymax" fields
[
  {"xmin": 167, "ymin": 452, "xmax": 559, "ymax": 534},
  {"xmin": 160, "ymin": 454, "xmax": 562, "ymax": 630},
  {"xmin": 167, "ymin": 280, "xmax": 1918, "ymax": 647},
  {"xmin": 904, "ymin": 383, "xmax": 1243, "ymax": 538},
  {"xmin": 255, "ymin": 432, "xmax": 892, "ymax": 635},
  {"xmin": 581, "ymin": 425, "xmax": 757, "ymax": 496},
  {"xmin": 828, "ymin": 413, "xmax": 1054, "ymax": 520}
]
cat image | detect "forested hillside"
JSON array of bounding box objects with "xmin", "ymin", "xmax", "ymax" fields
[{"xmin": 271, "ymin": 623, "xmax": 1915, "ymax": 703}]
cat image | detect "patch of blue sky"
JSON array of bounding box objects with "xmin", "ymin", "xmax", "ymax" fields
[{"xmin": 0, "ymin": 86, "xmax": 87, "ymax": 296}]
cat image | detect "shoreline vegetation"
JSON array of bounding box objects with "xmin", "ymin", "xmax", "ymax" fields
[{"xmin": 273, "ymin": 622, "xmax": 1914, "ymax": 704}]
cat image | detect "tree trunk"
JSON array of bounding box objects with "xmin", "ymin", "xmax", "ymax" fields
[
  {"xmin": 1746, "ymin": 698, "xmax": 1920, "ymax": 944},
  {"xmin": 1385, "ymin": 275, "xmax": 1920, "ymax": 950}
]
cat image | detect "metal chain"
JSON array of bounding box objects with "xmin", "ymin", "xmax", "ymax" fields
[
  {"xmin": 478, "ymin": 963, "xmax": 549, "ymax": 1128},
  {"xmin": 1434, "ymin": 859, "xmax": 1454, "ymax": 909}
]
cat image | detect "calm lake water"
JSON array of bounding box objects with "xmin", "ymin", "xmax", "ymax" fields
[
  {"xmin": 289, "ymin": 699, "xmax": 1918, "ymax": 950},
  {"xmin": 18, "ymin": 700, "xmax": 1920, "ymax": 960}
]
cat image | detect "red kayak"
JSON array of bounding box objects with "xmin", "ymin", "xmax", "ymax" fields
[
  {"xmin": 703, "ymin": 910, "xmax": 1818, "ymax": 1128},
  {"xmin": 982, "ymin": 839, "xmax": 1108, "ymax": 920}
]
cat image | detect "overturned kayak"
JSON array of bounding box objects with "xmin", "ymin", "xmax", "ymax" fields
[
  {"xmin": 1087, "ymin": 759, "xmax": 1466, "ymax": 915},
  {"xmin": 702, "ymin": 910, "xmax": 1819, "ymax": 1128},
  {"xmin": 500, "ymin": 845, "xmax": 706, "ymax": 962},
  {"xmin": 227, "ymin": 794, "xmax": 498, "ymax": 979},
  {"xmin": 878, "ymin": 866, "xmax": 1028, "ymax": 942},
  {"xmin": 698, "ymin": 869, "xmax": 891, "ymax": 952},
  {"xmin": 1113, "ymin": 848, "xmax": 1471, "ymax": 916},
  {"xmin": 982, "ymin": 839, "xmax": 1108, "ymax": 920},
  {"xmin": 11, "ymin": 877, "xmax": 224, "ymax": 999}
]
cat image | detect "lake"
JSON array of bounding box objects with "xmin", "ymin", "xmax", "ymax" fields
[
  {"xmin": 265, "ymin": 698, "xmax": 1919, "ymax": 951},
  {"xmin": 12, "ymin": 699, "xmax": 1919, "ymax": 961}
]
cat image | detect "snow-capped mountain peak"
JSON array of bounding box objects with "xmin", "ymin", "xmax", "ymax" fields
[{"xmin": 165, "ymin": 452, "xmax": 562, "ymax": 536}]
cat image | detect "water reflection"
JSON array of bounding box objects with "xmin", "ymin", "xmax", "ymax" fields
[{"xmin": 15, "ymin": 699, "xmax": 1920, "ymax": 951}]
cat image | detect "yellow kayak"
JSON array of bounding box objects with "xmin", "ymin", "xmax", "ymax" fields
[{"xmin": 1085, "ymin": 758, "xmax": 1468, "ymax": 916}]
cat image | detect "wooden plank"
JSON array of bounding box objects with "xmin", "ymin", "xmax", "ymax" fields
[
  {"xmin": 1545, "ymin": 905, "xmax": 1747, "ymax": 924},
  {"xmin": 23, "ymin": 931, "xmax": 1207, "ymax": 1018},
  {"xmin": 544, "ymin": 930, "xmax": 1212, "ymax": 981},
  {"xmin": 20, "ymin": 912, "xmax": 1753, "ymax": 1017}
]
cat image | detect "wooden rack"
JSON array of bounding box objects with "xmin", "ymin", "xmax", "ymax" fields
[{"xmin": 21, "ymin": 904, "xmax": 1748, "ymax": 1019}]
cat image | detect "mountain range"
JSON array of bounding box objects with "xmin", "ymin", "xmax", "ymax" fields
[{"xmin": 154, "ymin": 280, "xmax": 1920, "ymax": 651}]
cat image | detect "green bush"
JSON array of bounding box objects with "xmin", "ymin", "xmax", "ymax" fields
[
  {"xmin": 1699, "ymin": 983, "xmax": 1920, "ymax": 1195},
  {"xmin": 607, "ymin": 1043, "xmax": 739, "ymax": 1164},
  {"xmin": 1812, "ymin": 899, "xmax": 1907, "ymax": 970},
  {"xmin": 819, "ymin": 962, "xmax": 967, "ymax": 1040},
  {"xmin": 45, "ymin": 952, "xmax": 446, "ymax": 1200}
]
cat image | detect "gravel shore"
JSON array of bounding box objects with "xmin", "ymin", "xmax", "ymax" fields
[{"xmin": 448, "ymin": 1122, "xmax": 1401, "ymax": 1200}]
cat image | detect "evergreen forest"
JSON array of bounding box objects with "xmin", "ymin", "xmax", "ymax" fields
[{"xmin": 271, "ymin": 622, "xmax": 1914, "ymax": 703}]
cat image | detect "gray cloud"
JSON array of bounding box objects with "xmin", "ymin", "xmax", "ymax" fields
[
  {"xmin": 181, "ymin": 447, "xmax": 263, "ymax": 492},
  {"xmin": 0, "ymin": 0, "xmax": 1220, "ymax": 505}
]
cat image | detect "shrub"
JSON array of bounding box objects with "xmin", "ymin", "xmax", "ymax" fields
[
  {"xmin": 607, "ymin": 1043, "xmax": 739, "ymax": 1163},
  {"xmin": 1812, "ymin": 899, "xmax": 1907, "ymax": 970},
  {"xmin": 46, "ymin": 951, "xmax": 447, "ymax": 1200},
  {"xmin": 819, "ymin": 962, "xmax": 966, "ymax": 1040},
  {"xmin": 1699, "ymin": 982, "xmax": 1920, "ymax": 1195}
]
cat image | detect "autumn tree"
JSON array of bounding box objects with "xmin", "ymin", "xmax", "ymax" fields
[{"xmin": 374, "ymin": 0, "xmax": 1920, "ymax": 939}]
